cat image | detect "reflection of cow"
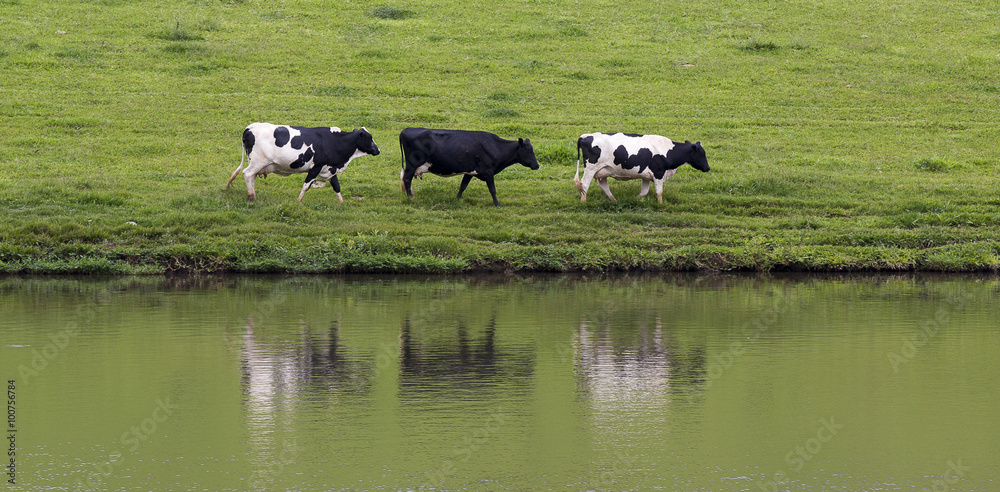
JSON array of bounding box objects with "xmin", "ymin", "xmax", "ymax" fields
[
  {"xmin": 237, "ymin": 318, "xmax": 376, "ymax": 483},
  {"xmin": 573, "ymin": 316, "xmax": 678, "ymax": 473},
  {"xmin": 397, "ymin": 316, "xmax": 534, "ymax": 394},
  {"xmin": 239, "ymin": 319, "xmax": 373, "ymax": 404},
  {"xmin": 574, "ymin": 316, "xmax": 672, "ymax": 401}
]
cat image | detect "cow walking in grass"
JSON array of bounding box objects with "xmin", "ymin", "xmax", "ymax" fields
[
  {"xmin": 228, "ymin": 123, "xmax": 380, "ymax": 202},
  {"xmin": 399, "ymin": 127, "xmax": 540, "ymax": 207},
  {"xmin": 574, "ymin": 133, "xmax": 709, "ymax": 203}
]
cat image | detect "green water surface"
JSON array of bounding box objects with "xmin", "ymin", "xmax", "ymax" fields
[{"xmin": 1, "ymin": 274, "xmax": 997, "ymax": 491}]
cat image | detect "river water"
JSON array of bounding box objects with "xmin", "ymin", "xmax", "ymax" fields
[{"xmin": 1, "ymin": 274, "xmax": 997, "ymax": 491}]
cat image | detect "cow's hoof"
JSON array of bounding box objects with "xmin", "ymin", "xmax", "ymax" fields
[
  {"xmin": 311, "ymin": 181, "xmax": 326, "ymax": 189},
  {"xmin": 337, "ymin": 193, "xmax": 344, "ymax": 203}
]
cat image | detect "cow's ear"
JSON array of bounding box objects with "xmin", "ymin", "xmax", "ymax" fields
[
  {"xmin": 685, "ymin": 140, "xmax": 692, "ymax": 144},
  {"xmin": 519, "ymin": 138, "xmax": 524, "ymax": 145}
]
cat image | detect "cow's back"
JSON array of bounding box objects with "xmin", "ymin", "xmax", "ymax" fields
[
  {"xmin": 401, "ymin": 128, "xmax": 500, "ymax": 167},
  {"xmin": 588, "ymin": 133, "xmax": 674, "ymax": 162}
]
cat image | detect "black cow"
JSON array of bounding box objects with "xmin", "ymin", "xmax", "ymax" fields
[
  {"xmin": 227, "ymin": 123, "xmax": 380, "ymax": 202},
  {"xmin": 399, "ymin": 128, "xmax": 540, "ymax": 207}
]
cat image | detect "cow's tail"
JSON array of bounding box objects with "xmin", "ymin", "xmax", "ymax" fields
[
  {"xmin": 399, "ymin": 135, "xmax": 407, "ymax": 194},
  {"xmin": 573, "ymin": 138, "xmax": 582, "ymax": 188},
  {"xmin": 227, "ymin": 131, "xmax": 247, "ymax": 190},
  {"xmin": 239, "ymin": 139, "xmax": 246, "ymax": 170},
  {"xmin": 399, "ymin": 137, "xmax": 405, "ymax": 171}
]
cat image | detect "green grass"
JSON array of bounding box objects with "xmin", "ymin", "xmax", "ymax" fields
[{"xmin": 1, "ymin": 0, "xmax": 999, "ymax": 273}]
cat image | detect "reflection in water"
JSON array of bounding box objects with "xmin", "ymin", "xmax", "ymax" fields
[
  {"xmin": 5, "ymin": 274, "xmax": 1000, "ymax": 490},
  {"xmin": 239, "ymin": 317, "xmax": 376, "ymax": 484},
  {"xmin": 575, "ymin": 316, "xmax": 672, "ymax": 403},
  {"xmin": 398, "ymin": 316, "xmax": 534, "ymax": 400},
  {"xmin": 239, "ymin": 318, "xmax": 300, "ymax": 481},
  {"xmin": 574, "ymin": 312, "xmax": 708, "ymax": 483}
]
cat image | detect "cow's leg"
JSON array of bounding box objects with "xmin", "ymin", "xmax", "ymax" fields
[
  {"xmin": 597, "ymin": 178, "xmax": 617, "ymax": 203},
  {"xmin": 482, "ymin": 175, "xmax": 502, "ymax": 207},
  {"xmin": 298, "ymin": 166, "xmax": 325, "ymax": 202},
  {"xmin": 654, "ymin": 179, "xmax": 665, "ymax": 204},
  {"xmin": 457, "ymin": 175, "xmax": 474, "ymax": 199},
  {"xmin": 243, "ymin": 169, "xmax": 258, "ymax": 201},
  {"xmin": 577, "ymin": 166, "xmax": 599, "ymax": 202},
  {"xmin": 329, "ymin": 175, "xmax": 343, "ymax": 203},
  {"xmin": 400, "ymin": 166, "xmax": 417, "ymax": 198},
  {"xmin": 638, "ymin": 180, "xmax": 651, "ymax": 199}
]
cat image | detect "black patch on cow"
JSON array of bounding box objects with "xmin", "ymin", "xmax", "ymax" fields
[
  {"xmin": 242, "ymin": 128, "xmax": 255, "ymax": 156},
  {"xmin": 273, "ymin": 126, "xmax": 290, "ymax": 147},
  {"xmin": 578, "ymin": 136, "xmax": 601, "ymax": 165},
  {"xmin": 612, "ymin": 145, "xmax": 677, "ymax": 179},
  {"xmin": 290, "ymin": 135, "xmax": 305, "ymax": 150},
  {"xmin": 605, "ymin": 132, "xmax": 643, "ymax": 138},
  {"xmin": 289, "ymin": 147, "xmax": 315, "ymax": 169}
]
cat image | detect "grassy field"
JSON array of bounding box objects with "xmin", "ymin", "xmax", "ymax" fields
[{"xmin": 1, "ymin": 0, "xmax": 999, "ymax": 273}]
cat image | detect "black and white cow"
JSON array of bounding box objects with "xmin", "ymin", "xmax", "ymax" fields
[
  {"xmin": 227, "ymin": 123, "xmax": 380, "ymax": 202},
  {"xmin": 574, "ymin": 133, "xmax": 709, "ymax": 203},
  {"xmin": 399, "ymin": 128, "xmax": 540, "ymax": 207}
]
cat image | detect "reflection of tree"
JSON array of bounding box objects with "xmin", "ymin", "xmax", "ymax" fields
[{"xmin": 398, "ymin": 316, "xmax": 534, "ymax": 397}]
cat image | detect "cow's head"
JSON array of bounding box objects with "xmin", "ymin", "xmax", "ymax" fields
[
  {"xmin": 517, "ymin": 138, "xmax": 540, "ymax": 170},
  {"xmin": 685, "ymin": 141, "xmax": 709, "ymax": 172},
  {"xmin": 356, "ymin": 127, "xmax": 381, "ymax": 156}
]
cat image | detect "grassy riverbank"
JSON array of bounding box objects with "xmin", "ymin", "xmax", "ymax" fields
[{"xmin": 2, "ymin": 0, "xmax": 999, "ymax": 273}]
